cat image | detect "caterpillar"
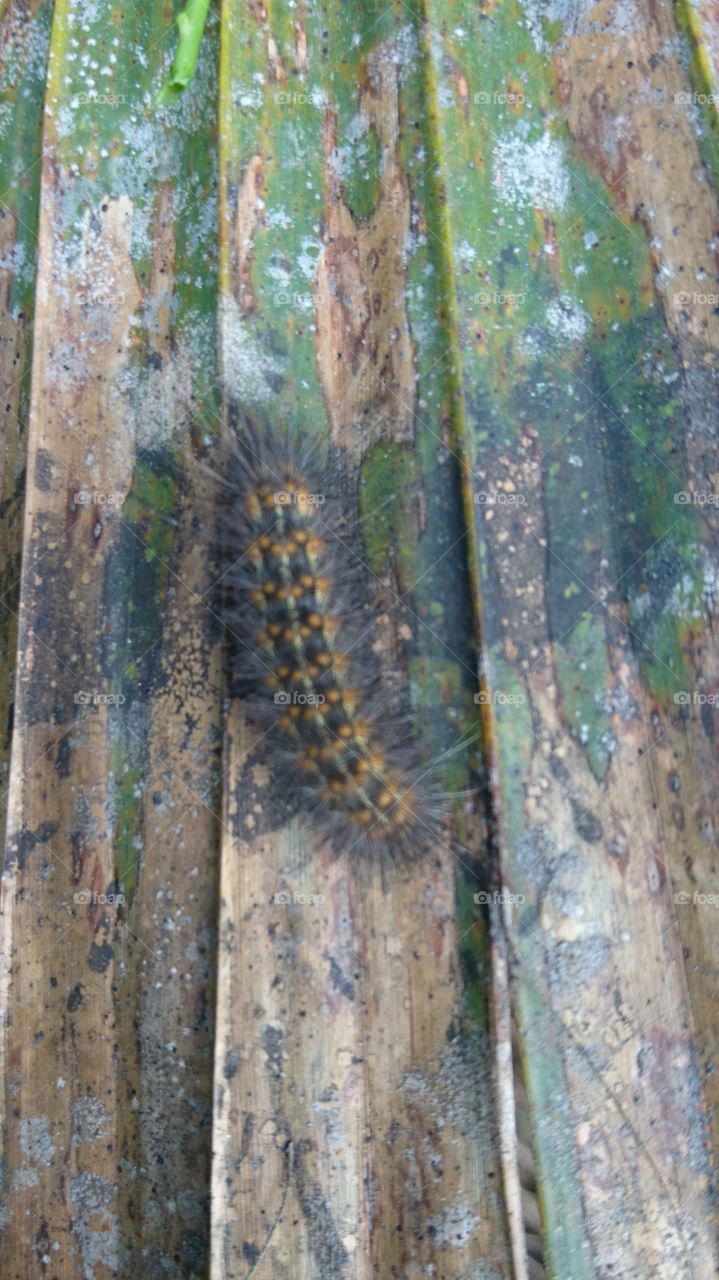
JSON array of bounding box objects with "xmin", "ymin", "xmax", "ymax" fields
[{"xmin": 217, "ymin": 424, "xmax": 443, "ymax": 866}]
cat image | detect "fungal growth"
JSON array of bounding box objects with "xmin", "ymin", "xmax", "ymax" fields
[{"xmin": 219, "ymin": 425, "xmax": 440, "ymax": 865}]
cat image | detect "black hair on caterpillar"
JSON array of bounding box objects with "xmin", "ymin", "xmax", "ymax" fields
[{"xmin": 217, "ymin": 423, "xmax": 444, "ymax": 866}]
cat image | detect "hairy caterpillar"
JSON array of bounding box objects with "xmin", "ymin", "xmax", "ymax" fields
[{"xmin": 218, "ymin": 424, "xmax": 442, "ymax": 866}]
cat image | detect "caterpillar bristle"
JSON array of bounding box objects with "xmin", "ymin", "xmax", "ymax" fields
[{"xmin": 219, "ymin": 423, "xmax": 444, "ymax": 867}]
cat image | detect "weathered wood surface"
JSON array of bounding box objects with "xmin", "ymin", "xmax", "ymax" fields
[
  {"xmin": 0, "ymin": 0, "xmax": 53, "ymax": 846},
  {"xmin": 212, "ymin": 1, "xmax": 510, "ymax": 1276},
  {"xmin": 0, "ymin": 0, "xmax": 718, "ymax": 1276},
  {"xmin": 0, "ymin": 0, "xmax": 222, "ymax": 1275},
  {"xmin": 425, "ymin": 0, "xmax": 719, "ymax": 1274}
]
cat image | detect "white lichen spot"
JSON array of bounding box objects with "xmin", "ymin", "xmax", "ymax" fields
[
  {"xmin": 220, "ymin": 296, "xmax": 284, "ymax": 405},
  {"xmin": 518, "ymin": 329, "xmax": 544, "ymax": 359},
  {"xmin": 546, "ymin": 294, "xmax": 590, "ymax": 343},
  {"xmin": 492, "ymin": 133, "xmax": 571, "ymax": 212},
  {"xmin": 297, "ymin": 235, "xmax": 322, "ymax": 280},
  {"xmin": 666, "ymin": 571, "xmax": 702, "ymax": 620},
  {"xmin": 71, "ymin": 1097, "xmax": 108, "ymax": 1144},
  {"xmin": 20, "ymin": 1115, "xmax": 55, "ymax": 1166},
  {"xmin": 425, "ymin": 1201, "xmax": 480, "ymax": 1248},
  {"xmin": 381, "ymin": 25, "xmax": 418, "ymax": 84},
  {"xmin": 702, "ymin": 559, "xmax": 719, "ymax": 610},
  {"xmin": 236, "ymin": 85, "xmax": 263, "ymax": 110},
  {"xmin": 266, "ymin": 205, "xmax": 293, "ymax": 230},
  {"xmin": 69, "ymin": 1173, "xmax": 118, "ymax": 1278}
]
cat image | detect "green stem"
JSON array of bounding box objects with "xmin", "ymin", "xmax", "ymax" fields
[{"xmin": 156, "ymin": 0, "xmax": 211, "ymax": 105}]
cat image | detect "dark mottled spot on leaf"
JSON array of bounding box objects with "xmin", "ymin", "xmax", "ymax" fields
[
  {"xmin": 5, "ymin": 822, "xmax": 58, "ymax": 871},
  {"xmin": 239, "ymin": 1113, "xmax": 254, "ymax": 1162},
  {"xmin": 446, "ymin": 1016, "xmax": 461, "ymax": 1042},
  {"xmin": 700, "ymin": 700, "xmax": 715, "ymax": 742},
  {"xmin": 549, "ymin": 752, "xmax": 571, "ymax": 783},
  {"xmin": 55, "ymin": 735, "xmax": 72, "ymax": 778},
  {"xmin": 181, "ymin": 1231, "xmax": 208, "ymax": 1269},
  {"xmin": 571, "ymin": 800, "xmax": 603, "ymax": 843},
  {"xmin": 67, "ymin": 983, "xmax": 84, "ymax": 1012},
  {"xmin": 262, "ymin": 1024, "xmax": 283, "ymax": 1077},
  {"xmin": 294, "ymin": 1142, "xmax": 349, "ymax": 1279},
  {"xmin": 87, "ymin": 941, "xmax": 113, "ymax": 973},
  {"xmin": 328, "ymin": 955, "xmax": 354, "ymax": 1001},
  {"xmin": 35, "ymin": 449, "xmax": 53, "ymax": 493}
]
